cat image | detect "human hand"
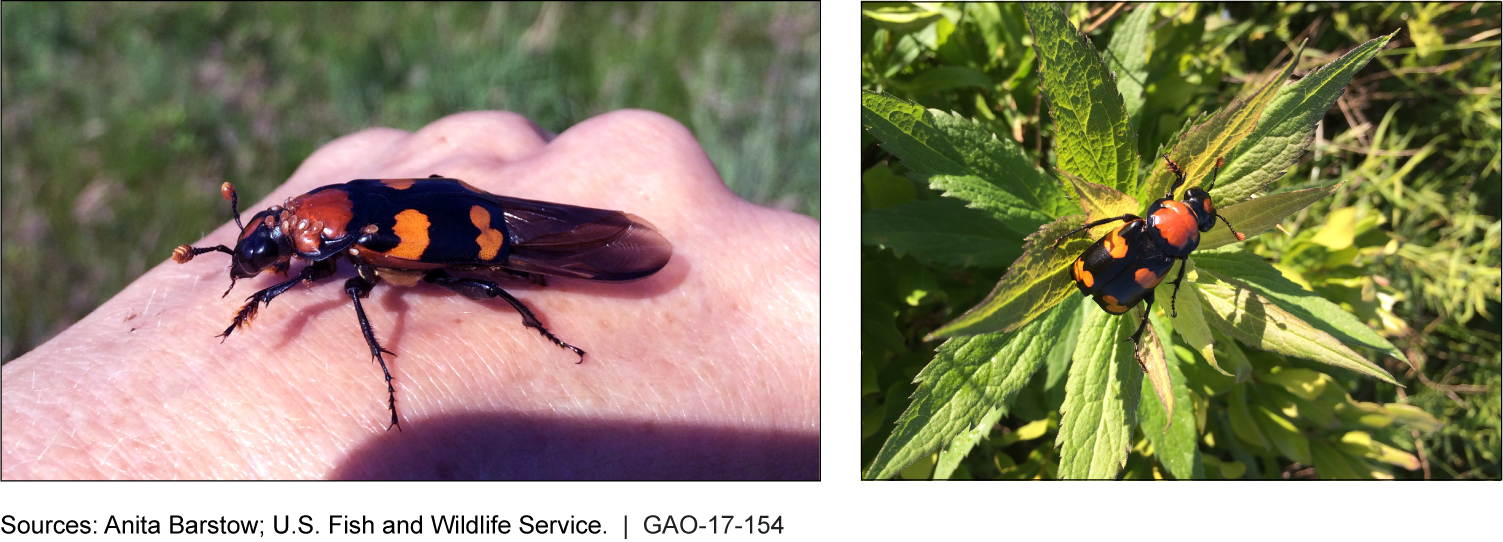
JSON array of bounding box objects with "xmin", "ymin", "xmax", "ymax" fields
[{"xmin": 1, "ymin": 111, "xmax": 819, "ymax": 479}]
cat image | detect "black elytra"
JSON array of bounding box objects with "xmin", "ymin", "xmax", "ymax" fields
[
  {"xmin": 174, "ymin": 175, "xmax": 673, "ymax": 429},
  {"xmin": 1051, "ymin": 155, "xmax": 1245, "ymax": 349}
]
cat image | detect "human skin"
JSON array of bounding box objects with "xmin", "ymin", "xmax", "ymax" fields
[{"xmin": 1, "ymin": 110, "xmax": 819, "ymax": 479}]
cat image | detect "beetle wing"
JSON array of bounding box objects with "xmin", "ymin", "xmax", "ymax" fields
[
  {"xmin": 1073, "ymin": 221, "xmax": 1144, "ymax": 297},
  {"xmin": 497, "ymin": 196, "xmax": 673, "ymax": 281},
  {"xmin": 1092, "ymin": 254, "xmax": 1173, "ymax": 314}
]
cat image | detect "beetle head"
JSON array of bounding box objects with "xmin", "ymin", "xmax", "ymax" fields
[{"xmin": 230, "ymin": 208, "xmax": 294, "ymax": 280}]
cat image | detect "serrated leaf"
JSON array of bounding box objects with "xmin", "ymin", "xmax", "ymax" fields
[
  {"xmin": 1143, "ymin": 42, "xmax": 1304, "ymax": 202},
  {"xmin": 1193, "ymin": 278, "xmax": 1398, "ymax": 385},
  {"xmin": 1138, "ymin": 309, "xmax": 1200, "ymax": 479},
  {"xmin": 1062, "ymin": 170, "xmax": 1141, "ymax": 224},
  {"xmin": 933, "ymin": 405, "xmax": 1005, "ymax": 479},
  {"xmin": 861, "ymin": 92, "xmax": 1071, "ymax": 234},
  {"xmin": 927, "ymin": 110, "xmax": 1076, "ymax": 222},
  {"xmin": 927, "ymin": 216, "xmax": 1086, "ymax": 338},
  {"xmin": 1104, "ymin": 5, "xmax": 1154, "ymax": 130},
  {"xmin": 1195, "ymin": 246, "xmax": 1407, "ymax": 364},
  {"xmin": 863, "ymin": 198, "xmax": 1023, "ymax": 268},
  {"xmin": 1160, "ymin": 261, "xmax": 1230, "ymax": 376},
  {"xmin": 865, "ymin": 297, "xmax": 1078, "ymax": 480},
  {"xmin": 1201, "ymin": 181, "xmax": 1343, "ymax": 250},
  {"xmin": 1056, "ymin": 308, "xmax": 1141, "ymax": 479},
  {"xmin": 1218, "ymin": 31, "xmax": 1399, "ymax": 205},
  {"xmin": 1023, "ymin": 3, "xmax": 1137, "ymax": 193},
  {"xmin": 1135, "ymin": 314, "xmax": 1173, "ymax": 423}
]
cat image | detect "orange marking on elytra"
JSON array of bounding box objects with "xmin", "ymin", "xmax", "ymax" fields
[
  {"xmin": 387, "ymin": 209, "xmax": 431, "ymax": 260},
  {"xmin": 470, "ymin": 205, "xmax": 505, "ymax": 260},
  {"xmin": 1104, "ymin": 226, "xmax": 1131, "ymax": 258},
  {"xmin": 1134, "ymin": 267, "xmax": 1162, "ymax": 288},
  {"xmin": 1074, "ymin": 259, "xmax": 1094, "ymax": 288},
  {"xmin": 1102, "ymin": 295, "xmax": 1131, "ymax": 314},
  {"xmin": 382, "ymin": 178, "xmax": 417, "ymax": 190}
]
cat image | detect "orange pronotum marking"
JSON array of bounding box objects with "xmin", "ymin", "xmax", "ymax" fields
[
  {"xmin": 387, "ymin": 209, "xmax": 431, "ymax": 260},
  {"xmin": 470, "ymin": 205, "xmax": 505, "ymax": 260},
  {"xmin": 1154, "ymin": 201, "xmax": 1197, "ymax": 249}
]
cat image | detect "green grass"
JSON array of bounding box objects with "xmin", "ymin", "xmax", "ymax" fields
[{"xmin": 1, "ymin": 2, "xmax": 820, "ymax": 362}]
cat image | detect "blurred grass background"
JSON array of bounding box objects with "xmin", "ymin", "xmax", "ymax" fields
[{"xmin": 1, "ymin": 2, "xmax": 820, "ymax": 362}]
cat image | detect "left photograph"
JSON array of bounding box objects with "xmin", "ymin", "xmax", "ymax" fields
[{"xmin": 1, "ymin": 2, "xmax": 819, "ymax": 480}]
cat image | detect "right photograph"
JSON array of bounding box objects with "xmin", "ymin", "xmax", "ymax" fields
[{"xmin": 861, "ymin": 3, "xmax": 1501, "ymax": 480}]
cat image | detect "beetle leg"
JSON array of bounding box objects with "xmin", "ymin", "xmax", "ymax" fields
[
  {"xmin": 1168, "ymin": 258, "xmax": 1189, "ymax": 317},
  {"xmin": 1129, "ymin": 289, "xmax": 1155, "ymax": 347},
  {"xmin": 422, "ymin": 269, "xmax": 586, "ymax": 362},
  {"xmin": 220, "ymin": 259, "xmax": 337, "ymax": 339},
  {"xmin": 344, "ymin": 274, "xmax": 400, "ymax": 431},
  {"xmin": 1050, "ymin": 214, "xmax": 1142, "ymax": 251},
  {"xmin": 1163, "ymin": 154, "xmax": 1187, "ymax": 198}
]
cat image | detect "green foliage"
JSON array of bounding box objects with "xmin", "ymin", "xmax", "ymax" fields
[
  {"xmin": 1, "ymin": 2, "xmax": 820, "ymax": 362},
  {"xmin": 862, "ymin": 2, "xmax": 1499, "ymax": 480}
]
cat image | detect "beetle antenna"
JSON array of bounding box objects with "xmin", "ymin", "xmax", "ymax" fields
[
  {"xmin": 221, "ymin": 182, "xmax": 243, "ymax": 230},
  {"xmin": 1163, "ymin": 154, "xmax": 1186, "ymax": 198},
  {"xmin": 1205, "ymin": 157, "xmax": 1225, "ymax": 192},
  {"xmin": 1218, "ymin": 214, "xmax": 1246, "ymax": 241}
]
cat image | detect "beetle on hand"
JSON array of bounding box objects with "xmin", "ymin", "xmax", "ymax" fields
[{"xmin": 173, "ymin": 176, "xmax": 673, "ymax": 429}]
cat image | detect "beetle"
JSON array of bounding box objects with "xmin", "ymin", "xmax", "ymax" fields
[
  {"xmin": 1051, "ymin": 155, "xmax": 1245, "ymax": 348},
  {"xmin": 173, "ymin": 176, "xmax": 674, "ymax": 429}
]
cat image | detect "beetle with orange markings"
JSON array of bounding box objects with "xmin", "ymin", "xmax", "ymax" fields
[
  {"xmin": 174, "ymin": 175, "xmax": 673, "ymax": 429},
  {"xmin": 1051, "ymin": 155, "xmax": 1244, "ymax": 349}
]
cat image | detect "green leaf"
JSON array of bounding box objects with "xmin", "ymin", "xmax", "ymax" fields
[
  {"xmin": 862, "ymin": 4, "xmax": 944, "ymax": 35},
  {"xmin": 1200, "ymin": 180, "xmax": 1343, "ymax": 250},
  {"xmin": 927, "ymin": 216, "xmax": 1085, "ymax": 338},
  {"xmin": 1161, "ymin": 260, "xmax": 1231, "ymax": 376},
  {"xmin": 865, "ymin": 296, "xmax": 1079, "ymax": 480},
  {"xmin": 1022, "ymin": 2, "xmax": 1137, "ymax": 193},
  {"xmin": 899, "ymin": 66, "xmax": 994, "ymax": 94},
  {"xmin": 860, "ymin": 91, "xmax": 1070, "ymax": 234},
  {"xmin": 1104, "ymin": 5, "xmax": 1154, "ymax": 131},
  {"xmin": 862, "ymin": 164, "xmax": 917, "ymax": 210},
  {"xmin": 863, "ymin": 198, "xmax": 1023, "ymax": 268},
  {"xmin": 1056, "ymin": 307, "xmax": 1142, "ymax": 479},
  {"xmin": 1194, "ymin": 246, "xmax": 1407, "ymax": 364},
  {"xmin": 1310, "ymin": 438, "xmax": 1369, "ymax": 480},
  {"xmin": 1143, "ymin": 41, "xmax": 1303, "ymax": 202},
  {"xmin": 1254, "ymin": 403, "xmax": 1312, "ymax": 465},
  {"xmin": 1193, "ymin": 276, "xmax": 1398, "ymax": 385},
  {"xmin": 1136, "ymin": 315, "xmax": 1173, "ymax": 423},
  {"xmin": 933, "ymin": 405, "xmax": 1005, "ymax": 479},
  {"xmin": 1138, "ymin": 310, "xmax": 1200, "ymax": 479},
  {"xmin": 1217, "ymin": 31, "xmax": 1399, "ymax": 205}
]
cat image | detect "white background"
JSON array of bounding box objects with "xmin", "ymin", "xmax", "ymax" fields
[{"xmin": 1, "ymin": 2, "xmax": 1496, "ymax": 540}]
